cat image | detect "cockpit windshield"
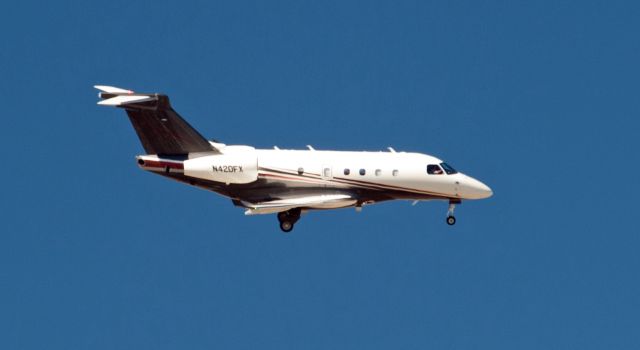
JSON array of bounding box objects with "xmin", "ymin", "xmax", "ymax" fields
[
  {"xmin": 427, "ymin": 164, "xmax": 444, "ymax": 175},
  {"xmin": 440, "ymin": 162, "xmax": 458, "ymax": 175}
]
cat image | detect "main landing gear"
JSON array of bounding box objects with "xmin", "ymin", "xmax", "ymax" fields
[
  {"xmin": 446, "ymin": 200, "xmax": 460, "ymax": 226},
  {"xmin": 277, "ymin": 208, "xmax": 302, "ymax": 233}
]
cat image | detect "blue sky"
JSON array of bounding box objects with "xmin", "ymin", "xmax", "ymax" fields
[{"xmin": 1, "ymin": 1, "xmax": 639, "ymax": 348}]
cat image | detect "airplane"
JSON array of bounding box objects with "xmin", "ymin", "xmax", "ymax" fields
[{"xmin": 95, "ymin": 85, "xmax": 492, "ymax": 232}]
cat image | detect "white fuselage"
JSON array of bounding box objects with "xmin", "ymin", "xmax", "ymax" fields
[{"xmin": 142, "ymin": 144, "xmax": 492, "ymax": 203}]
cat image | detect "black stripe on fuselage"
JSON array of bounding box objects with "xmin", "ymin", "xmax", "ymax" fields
[{"xmin": 258, "ymin": 166, "xmax": 451, "ymax": 198}]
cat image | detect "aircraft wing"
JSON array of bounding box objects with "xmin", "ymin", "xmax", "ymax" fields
[
  {"xmin": 95, "ymin": 85, "xmax": 219, "ymax": 155},
  {"xmin": 242, "ymin": 194, "xmax": 358, "ymax": 215}
]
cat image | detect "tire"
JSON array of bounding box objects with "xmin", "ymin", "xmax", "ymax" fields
[
  {"xmin": 280, "ymin": 221, "xmax": 294, "ymax": 233},
  {"xmin": 446, "ymin": 216, "xmax": 456, "ymax": 226}
]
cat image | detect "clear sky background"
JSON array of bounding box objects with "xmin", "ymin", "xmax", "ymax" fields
[{"xmin": 1, "ymin": 1, "xmax": 639, "ymax": 349}]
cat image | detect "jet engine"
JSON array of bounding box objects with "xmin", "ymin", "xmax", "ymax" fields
[{"xmin": 183, "ymin": 146, "xmax": 258, "ymax": 184}]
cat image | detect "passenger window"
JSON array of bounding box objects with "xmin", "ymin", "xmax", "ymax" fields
[
  {"xmin": 427, "ymin": 164, "xmax": 444, "ymax": 175},
  {"xmin": 392, "ymin": 169, "xmax": 399, "ymax": 176},
  {"xmin": 359, "ymin": 169, "xmax": 366, "ymax": 176},
  {"xmin": 298, "ymin": 167, "xmax": 304, "ymax": 175},
  {"xmin": 375, "ymin": 169, "xmax": 381, "ymax": 176},
  {"xmin": 344, "ymin": 168, "xmax": 350, "ymax": 175}
]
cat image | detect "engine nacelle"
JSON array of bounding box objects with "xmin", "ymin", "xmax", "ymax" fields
[{"xmin": 183, "ymin": 147, "xmax": 258, "ymax": 184}]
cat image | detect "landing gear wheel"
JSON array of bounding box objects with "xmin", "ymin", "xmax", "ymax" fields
[
  {"xmin": 446, "ymin": 216, "xmax": 456, "ymax": 226},
  {"xmin": 277, "ymin": 208, "xmax": 302, "ymax": 233},
  {"xmin": 280, "ymin": 221, "xmax": 294, "ymax": 232}
]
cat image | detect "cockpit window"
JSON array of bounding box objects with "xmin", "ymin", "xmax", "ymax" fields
[
  {"xmin": 427, "ymin": 164, "xmax": 444, "ymax": 175},
  {"xmin": 440, "ymin": 162, "xmax": 458, "ymax": 175}
]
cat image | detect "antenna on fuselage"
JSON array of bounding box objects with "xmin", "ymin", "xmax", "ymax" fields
[
  {"xmin": 306, "ymin": 145, "xmax": 315, "ymax": 151},
  {"xmin": 387, "ymin": 147, "xmax": 396, "ymax": 153}
]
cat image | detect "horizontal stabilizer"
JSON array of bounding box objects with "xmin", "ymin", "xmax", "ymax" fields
[
  {"xmin": 94, "ymin": 85, "xmax": 134, "ymax": 94},
  {"xmin": 97, "ymin": 94, "xmax": 155, "ymax": 106}
]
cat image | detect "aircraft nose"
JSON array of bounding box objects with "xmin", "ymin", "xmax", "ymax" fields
[
  {"xmin": 475, "ymin": 180, "xmax": 493, "ymax": 199},
  {"xmin": 460, "ymin": 175, "xmax": 493, "ymax": 199}
]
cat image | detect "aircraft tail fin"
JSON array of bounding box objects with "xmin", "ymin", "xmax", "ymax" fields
[{"xmin": 95, "ymin": 85, "xmax": 219, "ymax": 155}]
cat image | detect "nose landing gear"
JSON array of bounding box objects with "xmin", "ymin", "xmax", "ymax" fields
[
  {"xmin": 277, "ymin": 208, "xmax": 302, "ymax": 233},
  {"xmin": 446, "ymin": 200, "xmax": 460, "ymax": 226}
]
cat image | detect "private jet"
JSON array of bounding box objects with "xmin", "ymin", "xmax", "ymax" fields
[{"xmin": 95, "ymin": 85, "xmax": 492, "ymax": 232}]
